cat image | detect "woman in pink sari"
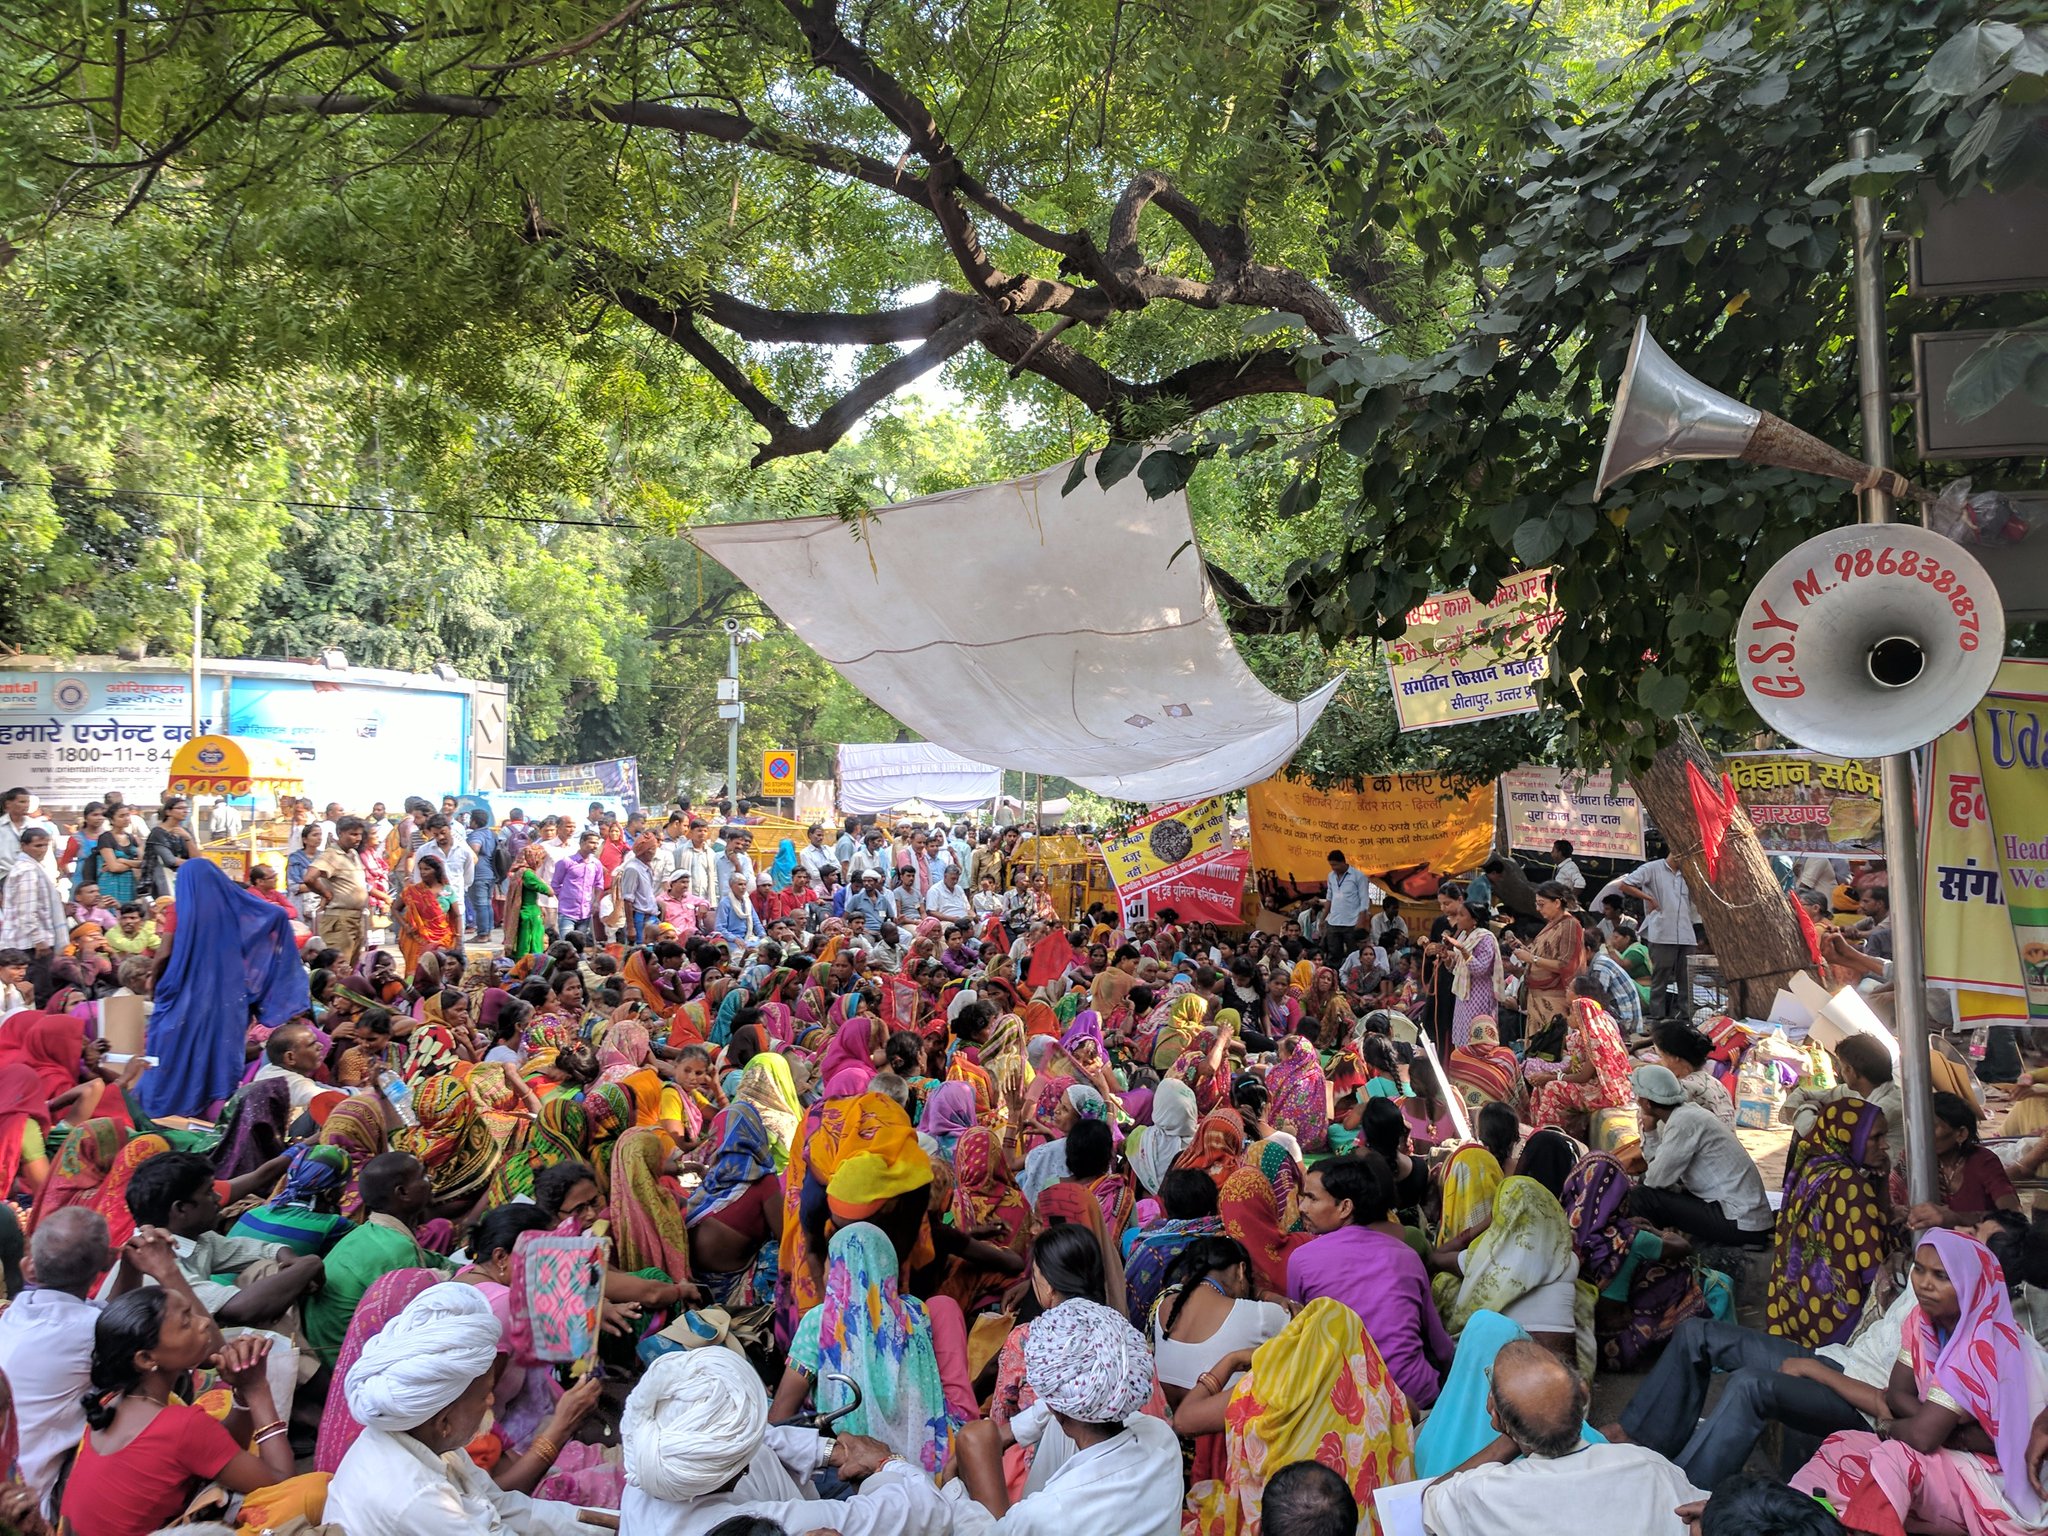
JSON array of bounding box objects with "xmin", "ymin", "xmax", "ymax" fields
[
  {"xmin": 815, "ymin": 1008, "xmax": 879, "ymax": 1098},
  {"xmin": 1527, "ymin": 987, "xmax": 1635, "ymax": 1135},
  {"xmin": 1790, "ymin": 1228, "xmax": 2048, "ymax": 1536},
  {"xmin": 1266, "ymin": 1035, "xmax": 1331, "ymax": 1152}
]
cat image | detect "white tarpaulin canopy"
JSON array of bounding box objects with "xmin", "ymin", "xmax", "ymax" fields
[
  {"xmin": 693, "ymin": 461, "xmax": 1343, "ymax": 802},
  {"xmin": 836, "ymin": 742, "xmax": 1000, "ymax": 815}
]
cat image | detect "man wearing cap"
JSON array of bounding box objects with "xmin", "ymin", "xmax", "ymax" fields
[
  {"xmin": 1629, "ymin": 1063, "xmax": 1774, "ymax": 1247},
  {"xmin": 618, "ymin": 1347, "xmax": 951, "ymax": 1536},
  {"xmin": 846, "ymin": 870, "xmax": 889, "ymax": 936},
  {"xmin": 945, "ymin": 1298, "xmax": 1182, "ymax": 1536}
]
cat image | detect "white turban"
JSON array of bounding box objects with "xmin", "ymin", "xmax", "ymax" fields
[
  {"xmin": 1023, "ymin": 1298, "xmax": 1156, "ymax": 1424},
  {"xmin": 621, "ymin": 1347, "xmax": 768, "ymax": 1503},
  {"xmin": 345, "ymin": 1282, "xmax": 504, "ymax": 1433}
]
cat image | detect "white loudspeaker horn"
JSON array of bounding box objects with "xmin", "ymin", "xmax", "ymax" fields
[
  {"xmin": 1597, "ymin": 319, "xmax": 1924, "ymax": 502},
  {"xmin": 1736, "ymin": 523, "xmax": 2005, "ymax": 757}
]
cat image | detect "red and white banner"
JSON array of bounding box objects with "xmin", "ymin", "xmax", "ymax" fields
[{"xmin": 1119, "ymin": 848, "xmax": 1249, "ymax": 927}]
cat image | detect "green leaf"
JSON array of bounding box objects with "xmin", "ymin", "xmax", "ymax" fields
[
  {"xmin": 1924, "ymin": 22, "xmax": 2023, "ymax": 98},
  {"xmin": 1063, "ymin": 456, "xmax": 1092, "ymax": 495},
  {"xmin": 1137, "ymin": 450, "xmax": 1196, "ymax": 498},
  {"xmin": 1095, "ymin": 440, "xmax": 1144, "ymax": 489},
  {"xmin": 1512, "ymin": 519, "xmax": 1563, "ymax": 565},
  {"xmin": 1947, "ymin": 332, "xmax": 2047, "ymax": 421}
]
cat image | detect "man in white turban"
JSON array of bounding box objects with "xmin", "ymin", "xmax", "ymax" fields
[
  {"xmin": 943, "ymin": 1299, "xmax": 1183, "ymax": 1536},
  {"xmin": 618, "ymin": 1348, "xmax": 951, "ymax": 1536},
  {"xmin": 325, "ymin": 1283, "xmax": 611, "ymax": 1535}
]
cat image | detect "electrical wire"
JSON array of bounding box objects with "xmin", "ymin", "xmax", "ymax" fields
[{"xmin": 0, "ymin": 476, "xmax": 670, "ymax": 533}]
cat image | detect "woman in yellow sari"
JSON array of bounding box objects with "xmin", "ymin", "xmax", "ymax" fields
[
  {"xmin": 1437, "ymin": 1142, "xmax": 1505, "ymax": 1244},
  {"xmin": 1149, "ymin": 991, "xmax": 1209, "ymax": 1073},
  {"xmin": 1180, "ymin": 1297, "xmax": 1416, "ymax": 1536},
  {"xmin": 466, "ymin": 1059, "xmax": 541, "ymax": 1153}
]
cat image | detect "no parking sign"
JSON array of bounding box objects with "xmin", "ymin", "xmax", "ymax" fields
[{"xmin": 761, "ymin": 749, "xmax": 797, "ymax": 796}]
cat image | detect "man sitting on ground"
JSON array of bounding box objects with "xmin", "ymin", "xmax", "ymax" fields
[
  {"xmin": 1422, "ymin": 1339, "xmax": 1703, "ymax": 1536},
  {"xmin": 305, "ymin": 1151, "xmax": 452, "ymax": 1366},
  {"xmin": 1629, "ymin": 1064, "xmax": 1773, "ymax": 1248},
  {"xmin": 619, "ymin": 1342, "xmax": 949, "ymax": 1536},
  {"xmin": 252, "ymin": 1021, "xmax": 326, "ymax": 1116}
]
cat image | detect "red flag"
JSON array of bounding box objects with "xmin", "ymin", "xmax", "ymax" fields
[
  {"xmin": 1025, "ymin": 928, "xmax": 1074, "ymax": 988},
  {"xmin": 1687, "ymin": 760, "xmax": 1738, "ymax": 883}
]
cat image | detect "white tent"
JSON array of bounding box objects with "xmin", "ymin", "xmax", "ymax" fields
[
  {"xmin": 692, "ymin": 460, "xmax": 1342, "ymax": 802},
  {"xmin": 836, "ymin": 742, "xmax": 1001, "ymax": 815}
]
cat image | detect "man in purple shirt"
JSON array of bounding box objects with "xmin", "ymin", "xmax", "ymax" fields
[
  {"xmin": 551, "ymin": 829, "xmax": 607, "ymax": 940},
  {"xmin": 1288, "ymin": 1155, "xmax": 1454, "ymax": 1408}
]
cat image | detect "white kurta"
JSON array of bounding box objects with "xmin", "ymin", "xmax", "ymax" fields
[
  {"xmin": 327, "ymin": 1426, "xmax": 605, "ymax": 1535},
  {"xmin": 1421, "ymin": 1442, "xmax": 1706, "ymax": 1536},
  {"xmin": 941, "ymin": 1415, "xmax": 1184, "ymax": 1536},
  {"xmin": 618, "ymin": 1426, "xmax": 952, "ymax": 1536}
]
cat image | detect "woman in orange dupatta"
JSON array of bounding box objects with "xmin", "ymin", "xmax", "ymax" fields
[
  {"xmin": 622, "ymin": 949, "xmax": 678, "ymax": 1024},
  {"xmin": 91, "ymin": 1132, "xmax": 169, "ymax": 1248},
  {"xmin": 1175, "ymin": 1107, "xmax": 1248, "ymax": 1187},
  {"xmin": 1018, "ymin": 998, "xmax": 1061, "ymax": 1040},
  {"xmin": 398, "ymin": 854, "xmax": 459, "ymax": 975}
]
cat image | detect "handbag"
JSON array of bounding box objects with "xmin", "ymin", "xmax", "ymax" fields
[{"xmin": 506, "ymin": 1231, "xmax": 608, "ymax": 1365}]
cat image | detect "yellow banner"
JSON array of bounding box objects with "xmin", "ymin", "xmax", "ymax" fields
[
  {"xmin": 1922, "ymin": 658, "xmax": 2048, "ymax": 1023},
  {"xmin": 1974, "ymin": 683, "xmax": 2048, "ymax": 1021},
  {"xmin": 1100, "ymin": 799, "xmax": 1228, "ymax": 889},
  {"xmin": 1247, "ymin": 772, "xmax": 1497, "ymax": 906},
  {"xmin": 1385, "ymin": 570, "xmax": 1559, "ymax": 731}
]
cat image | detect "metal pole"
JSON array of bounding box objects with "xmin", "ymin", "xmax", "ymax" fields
[
  {"xmin": 1849, "ymin": 126, "xmax": 1937, "ymax": 1206},
  {"xmin": 726, "ymin": 630, "xmax": 740, "ymax": 814},
  {"xmin": 190, "ymin": 500, "xmax": 204, "ymax": 739}
]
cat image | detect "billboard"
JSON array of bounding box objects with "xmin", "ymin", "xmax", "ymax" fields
[
  {"xmin": 1723, "ymin": 751, "xmax": 1885, "ymax": 858},
  {"xmin": 1501, "ymin": 766, "xmax": 1646, "ymax": 861},
  {"xmin": 0, "ymin": 670, "xmax": 223, "ymax": 805},
  {"xmin": 505, "ymin": 756, "xmax": 642, "ymax": 813},
  {"xmin": 1385, "ymin": 570, "xmax": 1560, "ymax": 731},
  {"xmin": 226, "ymin": 678, "xmax": 469, "ymax": 808}
]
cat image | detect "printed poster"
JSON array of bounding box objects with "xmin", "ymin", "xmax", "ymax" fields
[
  {"xmin": 1247, "ymin": 772, "xmax": 1496, "ymax": 909},
  {"xmin": 507, "ymin": 756, "xmax": 642, "ymax": 813},
  {"xmin": 1118, "ymin": 848, "xmax": 1249, "ymax": 928},
  {"xmin": 1724, "ymin": 751, "xmax": 1885, "ymax": 858},
  {"xmin": 1921, "ymin": 658, "xmax": 2048, "ymax": 1026},
  {"xmin": 1500, "ymin": 766, "xmax": 1646, "ymax": 860},
  {"xmin": 1101, "ymin": 799, "xmax": 1228, "ymax": 891},
  {"xmin": 1973, "ymin": 685, "xmax": 2048, "ymax": 1022},
  {"xmin": 0, "ymin": 669, "xmax": 222, "ymax": 806},
  {"xmin": 1385, "ymin": 569, "xmax": 1560, "ymax": 731}
]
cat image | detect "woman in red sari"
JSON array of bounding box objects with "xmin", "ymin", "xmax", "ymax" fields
[
  {"xmin": 0, "ymin": 1011, "xmax": 136, "ymax": 1130},
  {"xmin": 398, "ymin": 854, "xmax": 459, "ymax": 975}
]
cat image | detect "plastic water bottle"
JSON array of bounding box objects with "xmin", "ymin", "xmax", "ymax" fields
[{"xmin": 377, "ymin": 1069, "xmax": 418, "ymax": 1127}]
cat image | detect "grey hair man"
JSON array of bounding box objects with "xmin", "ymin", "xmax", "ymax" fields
[{"xmin": 1421, "ymin": 1341, "xmax": 1705, "ymax": 1536}]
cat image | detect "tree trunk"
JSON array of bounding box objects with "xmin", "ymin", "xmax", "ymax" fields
[{"xmin": 1628, "ymin": 721, "xmax": 1817, "ymax": 1019}]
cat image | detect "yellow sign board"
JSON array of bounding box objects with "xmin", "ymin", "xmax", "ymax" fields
[
  {"xmin": 1100, "ymin": 799, "xmax": 1228, "ymax": 889},
  {"xmin": 761, "ymin": 749, "xmax": 797, "ymax": 795},
  {"xmin": 1247, "ymin": 772, "xmax": 1497, "ymax": 905},
  {"xmin": 1386, "ymin": 570, "xmax": 1559, "ymax": 731}
]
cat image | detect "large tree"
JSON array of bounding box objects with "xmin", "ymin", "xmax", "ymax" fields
[{"xmin": 0, "ymin": 0, "xmax": 1426, "ymax": 466}]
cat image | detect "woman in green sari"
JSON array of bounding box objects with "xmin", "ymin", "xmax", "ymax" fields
[{"xmin": 510, "ymin": 843, "xmax": 551, "ymax": 959}]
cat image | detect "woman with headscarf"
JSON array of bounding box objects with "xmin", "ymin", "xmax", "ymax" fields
[
  {"xmin": 89, "ymin": 1130, "xmax": 167, "ymax": 1249},
  {"xmin": 1436, "ymin": 1142, "xmax": 1505, "ymax": 1246},
  {"xmin": 1527, "ymin": 991, "xmax": 1634, "ymax": 1134},
  {"xmin": 1561, "ymin": 1150, "xmax": 1711, "ymax": 1370},
  {"xmin": 325, "ymin": 1281, "xmax": 608, "ymax": 1533},
  {"xmin": 1173, "ymin": 1105, "xmax": 1247, "ymax": 1188},
  {"xmin": 137, "ymin": 857, "xmax": 310, "ymax": 1119},
  {"xmin": 1020, "ymin": 1082, "xmax": 1110, "ymax": 1207},
  {"xmin": 609, "ymin": 1125, "xmax": 697, "ymax": 1289},
  {"xmin": 946, "ymin": 1125, "xmax": 1032, "ymax": 1308},
  {"xmin": 315, "ymin": 1093, "xmax": 389, "ymax": 1221},
  {"xmin": 1148, "ymin": 992, "xmax": 1208, "ymax": 1074},
  {"xmin": 1446, "ymin": 1015, "xmax": 1523, "ymax": 1117},
  {"xmin": 0, "ymin": 1062, "xmax": 52, "ymax": 1206},
  {"xmin": 396, "ymin": 1074, "xmax": 501, "ymax": 1210},
  {"xmin": 1302, "ymin": 965, "xmax": 1353, "ymax": 1046},
  {"xmin": 684, "ymin": 1102, "xmax": 782, "ymax": 1309},
  {"xmin": 582, "ymin": 1081, "xmax": 634, "ymax": 1186},
  {"xmin": 1180, "ymin": 1296, "xmax": 1416, "ymax": 1536},
  {"xmin": 815, "ymin": 1010, "xmax": 879, "ymax": 1099},
  {"xmin": 767, "ymin": 838, "xmax": 799, "ymax": 891},
  {"xmin": 1217, "ymin": 1140, "xmax": 1314, "ymax": 1296},
  {"xmin": 1126, "ymin": 1078, "xmax": 1198, "ymax": 1198},
  {"xmin": 488, "ymin": 1093, "xmax": 588, "ymax": 1205},
  {"xmin": 1764, "ymin": 1096, "xmax": 1898, "ymax": 1348},
  {"xmin": 1266, "ymin": 1035, "xmax": 1331, "ymax": 1153},
  {"xmin": 0, "ymin": 1010, "xmax": 128, "ymax": 1130},
  {"xmin": 916, "ymin": 1081, "xmax": 978, "ymax": 1164},
  {"xmin": 775, "ymin": 1220, "xmax": 960, "ymax": 1476},
  {"xmin": 224, "ymin": 1132, "xmax": 347, "ymax": 1251},
  {"xmin": 733, "ymin": 1053, "xmax": 802, "ymax": 1170},
  {"xmin": 1442, "ymin": 1175, "xmax": 1593, "ymax": 1376},
  {"xmin": 314, "ymin": 1268, "xmax": 444, "ymax": 1475},
  {"xmin": 28, "ymin": 1114, "xmax": 123, "ymax": 1228},
  {"xmin": 1790, "ymin": 1229, "xmax": 2048, "ymax": 1536}
]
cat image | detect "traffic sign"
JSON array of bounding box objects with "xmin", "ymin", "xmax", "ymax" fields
[{"xmin": 761, "ymin": 749, "xmax": 797, "ymax": 794}]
